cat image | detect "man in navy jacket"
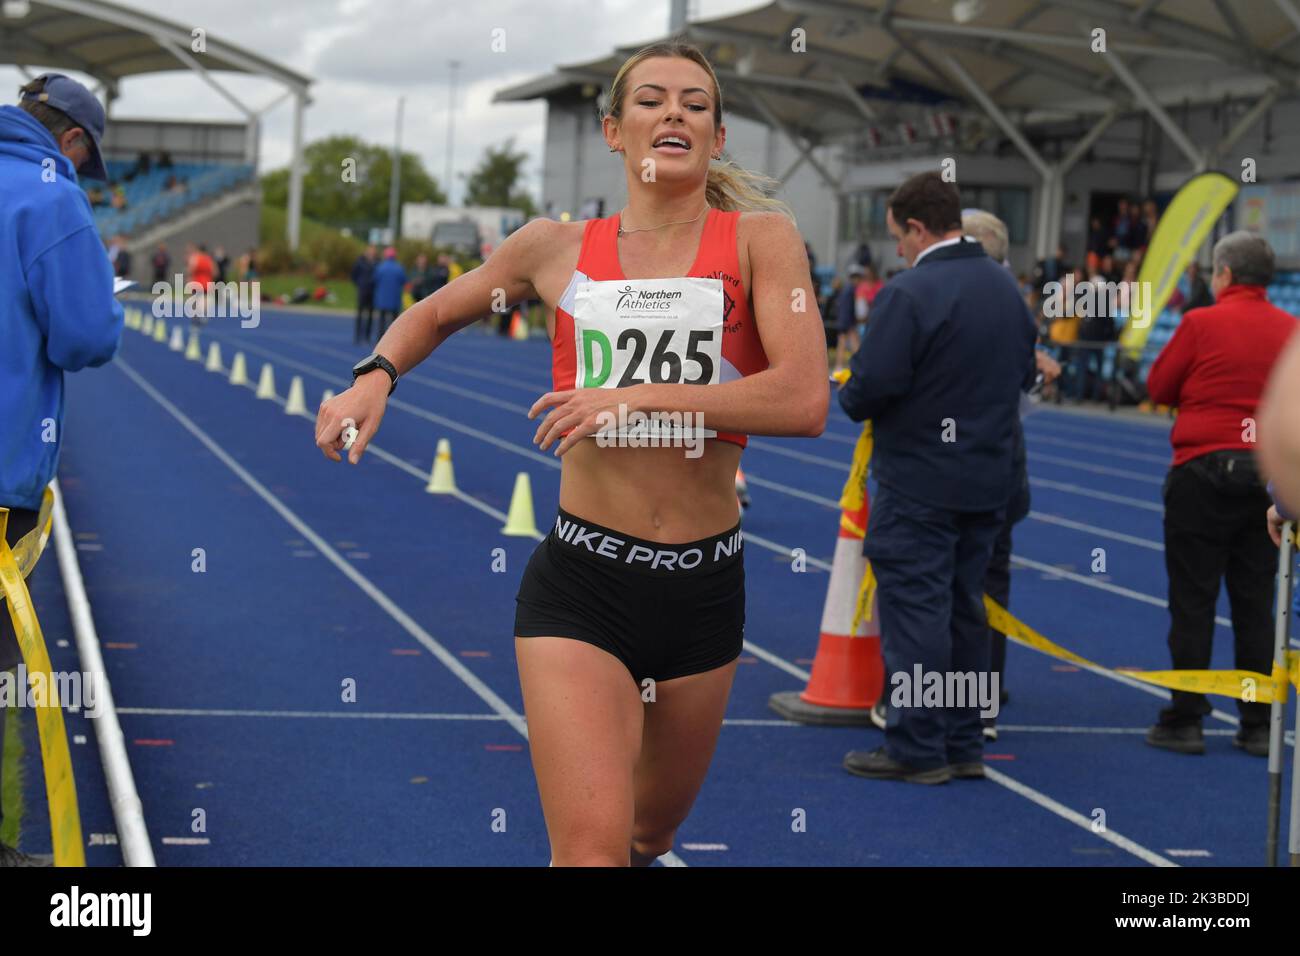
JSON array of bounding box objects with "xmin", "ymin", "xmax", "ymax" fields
[{"xmin": 838, "ymin": 171, "xmax": 1036, "ymax": 784}]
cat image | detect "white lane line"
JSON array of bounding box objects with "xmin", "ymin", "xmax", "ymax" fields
[
  {"xmin": 1028, "ymin": 452, "xmax": 1165, "ymax": 485},
  {"xmin": 202, "ymin": 331, "xmax": 560, "ymax": 469},
  {"xmin": 1024, "ymin": 433, "xmax": 1171, "ymax": 464},
  {"xmin": 1027, "ymin": 511, "xmax": 1164, "ymax": 551},
  {"xmin": 1030, "ymin": 477, "xmax": 1163, "ymax": 512},
  {"xmin": 983, "ymin": 766, "xmax": 1177, "ymax": 867},
  {"xmin": 1010, "ymin": 553, "xmax": 1233, "ymax": 629}
]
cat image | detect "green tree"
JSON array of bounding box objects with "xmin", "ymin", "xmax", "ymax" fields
[
  {"xmin": 463, "ymin": 138, "xmax": 537, "ymax": 218},
  {"xmin": 260, "ymin": 134, "xmax": 446, "ymax": 226}
]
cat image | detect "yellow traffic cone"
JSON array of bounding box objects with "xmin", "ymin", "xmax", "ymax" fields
[
  {"xmin": 256, "ymin": 363, "xmax": 276, "ymax": 399},
  {"xmin": 229, "ymin": 352, "xmax": 248, "ymax": 386},
  {"xmin": 502, "ymin": 472, "xmax": 539, "ymax": 537},
  {"xmin": 205, "ymin": 342, "xmax": 223, "ymax": 372},
  {"xmin": 169, "ymin": 324, "xmax": 184, "ymax": 351},
  {"xmin": 124, "ymin": 308, "xmax": 137, "ymax": 330},
  {"xmin": 426, "ymin": 438, "xmax": 456, "ymax": 493},
  {"xmin": 141, "ymin": 313, "xmax": 153, "ymax": 336},
  {"xmin": 154, "ymin": 319, "xmax": 167, "ymax": 343},
  {"xmin": 185, "ymin": 330, "xmax": 202, "ymax": 360},
  {"xmin": 285, "ymin": 376, "xmax": 308, "ymax": 415},
  {"xmin": 321, "ymin": 388, "xmax": 335, "ymax": 405}
]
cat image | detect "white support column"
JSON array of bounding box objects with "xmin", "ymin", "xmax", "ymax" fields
[
  {"xmin": 287, "ymin": 91, "xmax": 305, "ymax": 251},
  {"xmin": 743, "ymin": 90, "xmax": 841, "ymax": 193},
  {"xmin": 154, "ymin": 33, "xmax": 256, "ymax": 123},
  {"xmin": 1210, "ymin": 87, "xmax": 1281, "ymax": 167},
  {"xmin": 1098, "ymin": 48, "xmax": 1205, "ymax": 171}
]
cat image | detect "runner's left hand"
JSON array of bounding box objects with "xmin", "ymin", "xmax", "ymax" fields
[{"xmin": 529, "ymin": 387, "xmax": 644, "ymax": 457}]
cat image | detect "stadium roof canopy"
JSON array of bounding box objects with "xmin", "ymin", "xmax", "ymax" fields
[
  {"xmin": 496, "ymin": 0, "xmax": 1300, "ymax": 139},
  {"xmin": 494, "ymin": 0, "xmax": 1300, "ymax": 253},
  {"xmin": 0, "ymin": 0, "xmax": 313, "ymax": 246}
]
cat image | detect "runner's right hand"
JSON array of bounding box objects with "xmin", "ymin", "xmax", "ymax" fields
[{"xmin": 316, "ymin": 372, "xmax": 389, "ymax": 464}]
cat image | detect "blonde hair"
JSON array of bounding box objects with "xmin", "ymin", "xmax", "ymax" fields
[
  {"xmin": 603, "ymin": 42, "xmax": 794, "ymax": 221},
  {"xmin": 962, "ymin": 209, "xmax": 1009, "ymax": 264}
]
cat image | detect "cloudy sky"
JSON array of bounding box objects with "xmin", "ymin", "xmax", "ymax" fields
[{"xmin": 2, "ymin": 0, "xmax": 758, "ymax": 203}]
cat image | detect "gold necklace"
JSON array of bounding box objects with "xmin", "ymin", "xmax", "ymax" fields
[{"xmin": 617, "ymin": 204, "xmax": 709, "ymax": 238}]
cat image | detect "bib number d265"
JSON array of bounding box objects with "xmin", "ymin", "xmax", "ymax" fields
[
  {"xmin": 573, "ymin": 277, "xmax": 724, "ymax": 389},
  {"xmin": 581, "ymin": 327, "xmax": 716, "ymax": 386}
]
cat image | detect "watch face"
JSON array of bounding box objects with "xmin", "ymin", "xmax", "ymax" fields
[{"xmin": 353, "ymin": 354, "xmax": 377, "ymax": 374}]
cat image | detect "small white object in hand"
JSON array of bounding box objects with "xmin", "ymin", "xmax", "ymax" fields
[{"xmin": 341, "ymin": 417, "xmax": 359, "ymax": 452}]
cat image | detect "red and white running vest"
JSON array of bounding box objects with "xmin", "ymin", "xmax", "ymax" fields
[{"xmin": 551, "ymin": 208, "xmax": 768, "ymax": 448}]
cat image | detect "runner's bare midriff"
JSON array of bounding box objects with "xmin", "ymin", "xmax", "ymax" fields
[{"xmin": 558, "ymin": 438, "xmax": 741, "ymax": 542}]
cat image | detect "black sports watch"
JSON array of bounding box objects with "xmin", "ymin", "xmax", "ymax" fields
[{"xmin": 352, "ymin": 353, "xmax": 399, "ymax": 395}]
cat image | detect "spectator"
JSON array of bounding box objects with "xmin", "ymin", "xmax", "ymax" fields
[
  {"xmin": 1086, "ymin": 216, "xmax": 1109, "ymax": 273},
  {"xmin": 158, "ymin": 150, "xmax": 173, "ymax": 169},
  {"xmin": 241, "ymin": 248, "xmax": 258, "ymax": 281},
  {"xmin": 833, "ymin": 264, "xmax": 864, "ymax": 373},
  {"xmin": 186, "ymin": 242, "xmax": 215, "ymax": 325},
  {"xmin": 151, "ymin": 243, "xmax": 170, "ymax": 284},
  {"xmin": 166, "ymin": 174, "xmax": 185, "ymax": 194},
  {"xmin": 407, "ymin": 252, "xmax": 438, "ymax": 301},
  {"xmin": 1, "ymin": 73, "xmax": 123, "ymax": 866},
  {"xmin": 1111, "ymin": 198, "xmax": 1133, "ymax": 261},
  {"xmin": 213, "ymin": 245, "xmax": 229, "ymax": 284},
  {"xmin": 1144, "ymin": 231, "xmax": 1298, "ymax": 757},
  {"xmin": 107, "ymin": 233, "xmax": 131, "ymax": 279},
  {"xmin": 432, "ymin": 253, "xmax": 451, "ymax": 293},
  {"xmin": 110, "ymin": 183, "xmax": 126, "ymax": 210},
  {"xmin": 1032, "ymin": 243, "xmax": 1067, "ymax": 303},
  {"xmin": 962, "ymin": 209, "xmax": 1061, "ymax": 739},
  {"xmin": 838, "ymin": 171, "xmax": 1036, "ymax": 784},
  {"xmin": 350, "ymin": 244, "xmax": 378, "ymax": 344},
  {"xmin": 86, "ymin": 185, "xmax": 104, "ymax": 206},
  {"xmin": 371, "ymin": 247, "xmax": 407, "ymax": 339},
  {"xmin": 1182, "ymin": 261, "xmax": 1213, "ymax": 314}
]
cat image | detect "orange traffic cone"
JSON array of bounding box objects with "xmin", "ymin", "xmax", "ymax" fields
[
  {"xmin": 509, "ymin": 309, "xmax": 528, "ymax": 340},
  {"xmin": 768, "ymin": 495, "xmax": 884, "ymax": 724}
]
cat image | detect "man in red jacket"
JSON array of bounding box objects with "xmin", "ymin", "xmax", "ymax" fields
[{"xmin": 1145, "ymin": 231, "xmax": 1297, "ymax": 756}]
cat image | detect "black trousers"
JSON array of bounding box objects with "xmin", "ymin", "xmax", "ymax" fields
[
  {"xmin": 1161, "ymin": 452, "xmax": 1275, "ymax": 729},
  {"xmin": 354, "ymin": 289, "xmax": 375, "ymax": 344}
]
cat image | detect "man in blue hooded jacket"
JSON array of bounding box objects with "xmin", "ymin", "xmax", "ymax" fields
[{"xmin": 0, "ymin": 74, "xmax": 122, "ymax": 865}]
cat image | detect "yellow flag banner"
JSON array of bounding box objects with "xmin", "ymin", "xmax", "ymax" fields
[
  {"xmin": 0, "ymin": 488, "xmax": 85, "ymax": 866},
  {"xmin": 1120, "ymin": 171, "xmax": 1239, "ymax": 356}
]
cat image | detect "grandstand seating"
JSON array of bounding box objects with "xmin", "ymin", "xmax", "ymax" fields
[{"xmin": 84, "ymin": 159, "xmax": 255, "ymax": 237}]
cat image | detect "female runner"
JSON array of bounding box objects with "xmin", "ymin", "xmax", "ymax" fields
[{"xmin": 315, "ymin": 41, "xmax": 828, "ymax": 866}]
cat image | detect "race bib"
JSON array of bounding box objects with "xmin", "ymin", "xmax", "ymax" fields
[{"xmin": 572, "ymin": 277, "xmax": 724, "ymax": 389}]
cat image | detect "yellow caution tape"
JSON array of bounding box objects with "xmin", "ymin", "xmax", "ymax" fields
[
  {"xmin": 985, "ymin": 595, "xmax": 1299, "ymax": 704},
  {"xmin": 831, "ymin": 404, "xmax": 1299, "ymax": 703},
  {"xmin": 0, "ymin": 488, "xmax": 85, "ymax": 866},
  {"xmin": 840, "ymin": 421, "xmax": 872, "ymax": 514}
]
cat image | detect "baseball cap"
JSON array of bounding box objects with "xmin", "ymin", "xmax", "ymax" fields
[{"xmin": 21, "ymin": 73, "xmax": 108, "ymax": 181}]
